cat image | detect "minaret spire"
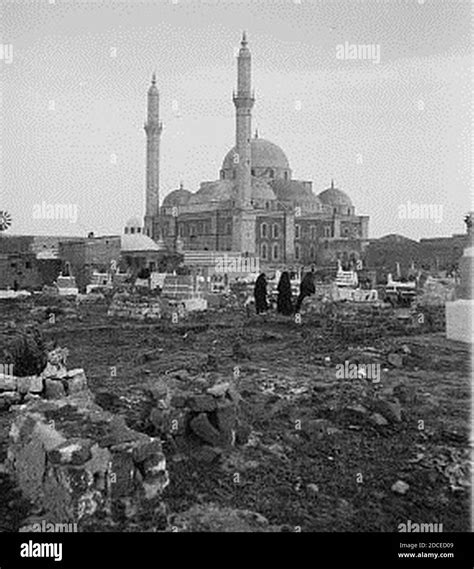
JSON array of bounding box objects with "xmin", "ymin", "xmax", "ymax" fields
[
  {"xmin": 233, "ymin": 31, "xmax": 254, "ymax": 208},
  {"xmin": 144, "ymin": 73, "xmax": 163, "ymax": 238},
  {"xmin": 231, "ymin": 32, "xmax": 257, "ymax": 255}
]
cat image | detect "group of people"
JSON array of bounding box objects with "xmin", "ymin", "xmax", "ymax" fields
[{"xmin": 253, "ymin": 271, "xmax": 316, "ymax": 316}]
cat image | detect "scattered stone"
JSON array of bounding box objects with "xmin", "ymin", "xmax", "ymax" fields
[
  {"xmin": 189, "ymin": 413, "xmax": 222, "ymax": 446},
  {"xmin": 48, "ymin": 439, "xmax": 93, "ymax": 465},
  {"xmin": 187, "ymin": 394, "xmax": 217, "ymax": 413},
  {"xmin": 192, "ymin": 445, "xmax": 222, "ymax": 463},
  {"xmin": 44, "ymin": 378, "xmax": 66, "ymax": 400},
  {"xmin": 391, "ymin": 480, "xmax": 410, "ymax": 495},
  {"xmin": 388, "ymin": 353, "xmax": 404, "ymax": 368},
  {"xmin": 370, "ymin": 413, "xmax": 389, "ymax": 427},
  {"xmin": 207, "ymin": 382, "xmax": 230, "ymax": 398},
  {"xmin": 373, "ymin": 398, "xmax": 403, "ymax": 423},
  {"xmin": 67, "ymin": 369, "xmax": 88, "ymax": 395},
  {"xmin": 0, "ymin": 391, "xmax": 21, "ymax": 407},
  {"xmin": 28, "ymin": 376, "xmax": 44, "ymax": 393}
]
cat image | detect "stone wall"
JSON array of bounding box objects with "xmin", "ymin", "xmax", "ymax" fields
[
  {"xmin": 107, "ymin": 293, "xmax": 164, "ymax": 320},
  {"xmin": 3, "ymin": 352, "xmax": 169, "ymax": 529}
]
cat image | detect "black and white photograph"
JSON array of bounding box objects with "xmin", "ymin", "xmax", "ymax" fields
[{"xmin": 0, "ymin": 0, "xmax": 472, "ymax": 567}]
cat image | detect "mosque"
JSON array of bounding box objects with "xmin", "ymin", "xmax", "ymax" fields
[{"xmin": 128, "ymin": 33, "xmax": 369, "ymax": 269}]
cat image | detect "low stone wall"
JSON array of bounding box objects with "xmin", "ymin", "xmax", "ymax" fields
[
  {"xmin": 0, "ymin": 368, "xmax": 86, "ymax": 411},
  {"xmin": 107, "ymin": 294, "xmax": 164, "ymax": 321},
  {"xmin": 3, "ymin": 355, "xmax": 169, "ymax": 529}
]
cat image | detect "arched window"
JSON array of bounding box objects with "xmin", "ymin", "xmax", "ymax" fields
[
  {"xmin": 261, "ymin": 243, "xmax": 267, "ymax": 260},
  {"xmin": 324, "ymin": 226, "xmax": 331, "ymax": 238},
  {"xmin": 265, "ymin": 202, "xmax": 270, "ymax": 210},
  {"xmin": 130, "ymin": 227, "xmax": 135, "ymax": 234},
  {"xmin": 261, "ymin": 223, "xmax": 267, "ymax": 238},
  {"xmin": 190, "ymin": 224, "xmax": 196, "ymax": 236},
  {"xmin": 269, "ymin": 169, "xmax": 274, "ymax": 178},
  {"xmin": 295, "ymin": 224, "xmax": 300, "ymax": 239},
  {"xmin": 232, "ymin": 170, "xmax": 236, "ymax": 179},
  {"xmin": 284, "ymin": 171, "xmax": 289, "ymax": 181},
  {"xmin": 310, "ymin": 246, "xmax": 315, "ymax": 260},
  {"xmin": 295, "ymin": 244, "xmax": 300, "ymax": 260},
  {"xmin": 273, "ymin": 224, "xmax": 279, "ymax": 239},
  {"xmin": 311, "ymin": 226, "xmax": 317, "ymax": 240},
  {"xmin": 251, "ymin": 168, "xmax": 255, "ymax": 176},
  {"xmin": 273, "ymin": 244, "xmax": 279, "ymax": 261}
]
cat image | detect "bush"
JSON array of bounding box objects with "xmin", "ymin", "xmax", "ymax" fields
[{"xmin": 8, "ymin": 326, "xmax": 48, "ymax": 377}]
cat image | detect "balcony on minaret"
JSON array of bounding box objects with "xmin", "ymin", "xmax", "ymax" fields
[
  {"xmin": 232, "ymin": 89, "xmax": 255, "ymax": 107},
  {"xmin": 144, "ymin": 120, "xmax": 163, "ymax": 134}
]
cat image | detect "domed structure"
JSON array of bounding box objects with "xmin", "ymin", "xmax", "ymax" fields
[
  {"xmin": 220, "ymin": 133, "xmax": 291, "ymax": 181},
  {"xmin": 318, "ymin": 181, "xmax": 354, "ymax": 215},
  {"xmin": 124, "ymin": 217, "xmax": 144, "ymax": 234},
  {"xmin": 121, "ymin": 233, "xmax": 161, "ymax": 252},
  {"xmin": 162, "ymin": 184, "xmax": 192, "ymax": 208}
]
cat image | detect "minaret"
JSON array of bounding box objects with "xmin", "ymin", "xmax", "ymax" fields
[
  {"xmin": 144, "ymin": 73, "xmax": 163, "ymax": 238},
  {"xmin": 233, "ymin": 31, "xmax": 254, "ymax": 209},
  {"xmin": 231, "ymin": 32, "xmax": 257, "ymax": 255}
]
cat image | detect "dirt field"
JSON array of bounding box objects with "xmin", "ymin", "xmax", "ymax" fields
[{"xmin": 0, "ymin": 299, "xmax": 471, "ymax": 532}]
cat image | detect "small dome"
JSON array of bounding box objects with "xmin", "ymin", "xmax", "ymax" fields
[
  {"xmin": 222, "ymin": 137, "xmax": 290, "ymax": 172},
  {"xmin": 318, "ymin": 183, "xmax": 353, "ymax": 207},
  {"xmin": 125, "ymin": 217, "xmax": 142, "ymax": 229},
  {"xmin": 162, "ymin": 187, "xmax": 192, "ymax": 207},
  {"xmin": 121, "ymin": 233, "xmax": 161, "ymax": 252}
]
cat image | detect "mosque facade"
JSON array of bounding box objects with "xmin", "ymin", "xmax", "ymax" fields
[{"xmin": 141, "ymin": 33, "xmax": 369, "ymax": 268}]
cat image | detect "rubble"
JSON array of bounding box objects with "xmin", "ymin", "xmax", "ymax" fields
[
  {"xmin": 144, "ymin": 378, "xmax": 249, "ymax": 459},
  {"xmin": 3, "ymin": 353, "xmax": 169, "ymax": 529}
]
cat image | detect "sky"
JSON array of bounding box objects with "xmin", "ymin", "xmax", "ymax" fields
[{"xmin": 0, "ymin": 0, "xmax": 472, "ymax": 240}]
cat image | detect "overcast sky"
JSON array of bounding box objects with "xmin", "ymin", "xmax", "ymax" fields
[{"xmin": 0, "ymin": 0, "xmax": 472, "ymax": 240}]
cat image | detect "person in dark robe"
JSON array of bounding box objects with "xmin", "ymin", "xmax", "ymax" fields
[
  {"xmin": 295, "ymin": 271, "xmax": 316, "ymax": 312},
  {"xmin": 254, "ymin": 273, "xmax": 268, "ymax": 314},
  {"xmin": 277, "ymin": 271, "xmax": 293, "ymax": 315}
]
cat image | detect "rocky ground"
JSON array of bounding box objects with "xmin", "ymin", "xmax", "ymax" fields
[{"xmin": 0, "ymin": 297, "xmax": 471, "ymax": 532}]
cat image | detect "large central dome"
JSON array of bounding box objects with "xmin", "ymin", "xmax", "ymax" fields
[{"xmin": 221, "ymin": 136, "xmax": 291, "ymax": 180}]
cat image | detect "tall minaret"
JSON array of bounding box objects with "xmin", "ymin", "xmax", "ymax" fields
[
  {"xmin": 144, "ymin": 73, "xmax": 163, "ymax": 238},
  {"xmin": 233, "ymin": 31, "xmax": 254, "ymax": 209}
]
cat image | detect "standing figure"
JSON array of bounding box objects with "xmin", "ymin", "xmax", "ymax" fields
[
  {"xmin": 254, "ymin": 273, "xmax": 268, "ymax": 314},
  {"xmin": 295, "ymin": 271, "xmax": 316, "ymax": 313},
  {"xmin": 277, "ymin": 271, "xmax": 293, "ymax": 315}
]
